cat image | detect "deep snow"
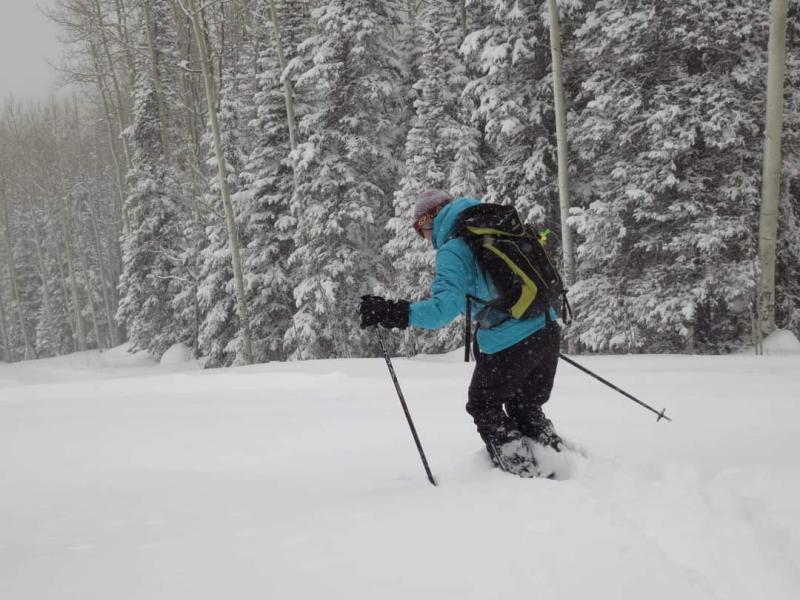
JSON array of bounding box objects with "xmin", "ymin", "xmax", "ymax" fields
[{"xmin": 1, "ymin": 339, "xmax": 799, "ymax": 599}]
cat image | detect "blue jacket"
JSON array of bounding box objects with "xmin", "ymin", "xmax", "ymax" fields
[{"xmin": 408, "ymin": 197, "xmax": 557, "ymax": 354}]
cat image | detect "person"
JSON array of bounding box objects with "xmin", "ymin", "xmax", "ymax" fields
[{"xmin": 359, "ymin": 190, "xmax": 563, "ymax": 477}]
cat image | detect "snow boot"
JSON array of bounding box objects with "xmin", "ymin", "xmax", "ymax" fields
[
  {"xmin": 485, "ymin": 429, "xmax": 547, "ymax": 478},
  {"xmin": 519, "ymin": 407, "xmax": 564, "ymax": 452}
]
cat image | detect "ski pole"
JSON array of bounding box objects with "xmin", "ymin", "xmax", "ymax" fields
[
  {"xmin": 558, "ymin": 353, "xmax": 672, "ymax": 423},
  {"xmin": 376, "ymin": 330, "xmax": 438, "ymax": 486},
  {"xmin": 464, "ymin": 296, "xmax": 472, "ymax": 363}
]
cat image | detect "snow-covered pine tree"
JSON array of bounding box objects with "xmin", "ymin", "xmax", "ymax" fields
[
  {"xmin": 116, "ymin": 72, "xmax": 189, "ymax": 358},
  {"xmin": 569, "ymin": 0, "xmax": 769, "ymax": 352},
  {"xmin": 196, "ymin": 83, "xmax": 252, "ymax": 367},
  {"xmin": 775, "ymin": 4, "xmax": 800, "ymax": 340},
  {"xmin": 186, "ymin": 0, "xmax": 255, "ymax": 365},
  {"xmin": 386, "ymin": 0, "xmax": 474, "ymax": 356},
  {"xmin": 756, "ymin": 0, "xmax": 790, "ymax": 346},
  {"xmin": 0, "ymin": 162, "xmax": 36, "ymax": 361},
  {"xmin": 32, "ymin": 203, "xmax": 73, "ymax": 357},
  {"xmin": 461, "ymin": 0, "xmax": 558, "ymax": 225},
  {"xmin": 238, "ymin": 1, "xmax": 304, "ymax": 362},
  {"xmin": 0, "ymin": 273, "xmax": 10, "ymax": 361},
  {"xmin": 189, "ymin": 1, "xmax": 256, "ymax": 367},
  {"xmin": 286, "ymin": 0, "xmax": 405, "ymax": 359}
]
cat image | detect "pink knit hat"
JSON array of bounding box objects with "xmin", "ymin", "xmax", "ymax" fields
[
  {"xmin": 413, "ymin": 189, "xmax": 453, "ymax": 221},
  {"xmin": 412, "ymin": 189, "xmax": 453, "ymax": 237}
]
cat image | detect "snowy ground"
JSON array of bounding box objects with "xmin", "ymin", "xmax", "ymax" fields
[{"xmin": 1, "ymin": 338, "xmax": 799, "ymax": 600}]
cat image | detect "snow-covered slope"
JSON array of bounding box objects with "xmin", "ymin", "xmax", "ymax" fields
[{"xmin": 1, "ymin": 345, "xmax": 799, "ymax": 599}]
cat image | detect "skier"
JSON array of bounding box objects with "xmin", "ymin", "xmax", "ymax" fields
[{"xmin": 359, "ymin": 189, "xmax": 563, "ymax": 477}]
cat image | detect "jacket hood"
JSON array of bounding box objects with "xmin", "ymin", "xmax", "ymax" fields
[{"xmin": 432, "ymin": 197, "xmax": 481, "ymax": 249}]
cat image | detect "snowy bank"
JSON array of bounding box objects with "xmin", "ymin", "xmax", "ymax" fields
[{"xmin": 761, "ymin": 328, "xmax": 800, "ymax": 355}]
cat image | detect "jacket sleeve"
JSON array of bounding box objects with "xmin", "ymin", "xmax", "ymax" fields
[{"xmin": 408, "ymin": 244, "xmax": 472, "ymax": 330}]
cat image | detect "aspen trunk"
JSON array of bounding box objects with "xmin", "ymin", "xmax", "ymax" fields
[
  {"xmin": 756, "ymin": 0, "xmax": 789, "ymax": 351},
  {"xmin": 546, "ymin": 0, "xmax": 575, "ymax": 286},
  {"xmin": 90, "ymin": 39, "xmax": 130, "ymax": 236},
  {"xmin": 143, "ymin": 0, "xmax": 171, "ymax": 155},
  {"xmin": 113, "ymin": 0, "xmax": 138, "ymax": 91},
  {"xmin": 45, "ymin": 195, "xmax": 76, "ymax": 348},
  {"xmin": 187, "ymin": 0, "xmax": 254, "ymax": 364},
  {"xmin": 77, "ymin": 218, "xmax": 104, "ymax": 351},
  {"xmin": 90, "ymin": 0, "xmax": 133, "ymax": 169},
  {"xmin": 268, "ymin": 0, "xmax": 299, "ymax": 157},
  {"xmin": 546, "ymin": 0, "xmax": 575, "ymax": 353},
  {"xmin": 62, "ymin": 198, "xmax": 86, "ymax": 352},
  {"xmin": 1, "ymin": 189, "xmax": 35, "ymax": 359},
  {"xmin": 268, "ymin": 0, "xmax": 298, "ymax": 189},
  {"xmin": 89, "ymin": 202, "xmax": 119, "ymax": 346},
  {"xmin": 32, "ymin": 218, "xmax": 57, "ymax": 352},
  {"xmin": 0, "ymin": 281, "xmax": 11, "ymax": 362},
  {"xmin": 172, "ymin": 2, "xmax": 209, "ymax": 196}
]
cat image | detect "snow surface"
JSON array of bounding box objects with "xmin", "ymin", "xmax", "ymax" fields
[
  {"xmin": 1, "ymin": 346, "xmax": 799, "ymax": 599},
  {"xmin": 159, "ymin": 343, "xmax": 196, "ymax": 366},
  {"xmin": 761, "ymin": 328, "xmax": 800, "ymax": 355}
]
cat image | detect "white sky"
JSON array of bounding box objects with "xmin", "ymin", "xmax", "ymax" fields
[{"xmin": 0, "ymin": 0, "xmax": 63, "ymax": 100}]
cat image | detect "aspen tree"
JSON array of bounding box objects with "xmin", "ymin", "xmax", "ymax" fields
[
  {"xmin": 757, "ymin": 0, "xmax": 789, "ymax": 350},
  {"xmin": 0, "ymin": 280, "xmax": 10, "ymax": 362},
  {"xmin": 0, "ymin": 182, "xmax": 35, "ymax": 359},
  {"xmin": 184, "ymin": 0, "xmax": 254, "ymax": 364},
  {"xmin": 546, "ymin": 0, "xmax": 575, "ymax": 291}
]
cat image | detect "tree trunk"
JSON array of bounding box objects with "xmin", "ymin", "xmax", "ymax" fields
[
  {"xmin": 187, "ymin": 0, "xmax": 254, "ymax": 365},
  {"xmin": 0, "ymin": 280, "xmax": 11, "ymax": 362},
  {"xmin": 44, "ymin": 194, "xmax": 76, "ymax": 349},
  {"xmin": 62, "ymin": 198, "xmax": 86, "ymax": 352},
  {"xmin": 757, "ymin": 0, "xmax": 789, "ymax": 351},
  {"xmin": 143, "ymin": 0, "xmax": 171, "ymax": 155},
  {"xmin": 89, "ymin": 202, "xmax": 119, "ymax": 346},
  {"xmin": 268, "ymin": 0, "xmax": 299, "ymax": 159},
  {"xmin": 90, "ymin": 39, "xmax": 131, "ymax": 236},
  {"xmin": 546, "ymin": 0, "xmax": 576, "ymax": 349},
  {"xmin": 113, "ymin": 0, "xmax": 138, "ymax": 92},
  {"xmin": 76, "ymin": 211, "xmax": 104, "ymax": 351},
  {"xmin": 172, "ymin": 2, "xmax": 209, "ymax": 199},
  {"xmin": 32, "ymin": 217, "xmax": 56, "ymax": 352},
  {"xmin": 1, "ymin": 187, "xmax": 35, "ymax": 360},
  {"xmin": 90, "ymin": 0, "xmax": 133, "ymax": 170}
]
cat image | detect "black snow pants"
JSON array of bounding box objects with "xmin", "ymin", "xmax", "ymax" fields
[{"xmin": 466, "ymin": 321, "xmax": 560, "ymax": 449}]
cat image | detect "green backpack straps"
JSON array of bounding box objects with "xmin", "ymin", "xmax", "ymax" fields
[{"xmin": 456, "ymin": 203, "xmax": 569, "ymax": 328}]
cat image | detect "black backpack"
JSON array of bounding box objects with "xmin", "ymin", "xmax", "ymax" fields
[{"xmin": 455, "ymin": 203, "xmax": 570, "ymax": 329}]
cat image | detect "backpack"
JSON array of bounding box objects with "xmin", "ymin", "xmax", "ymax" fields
[{"xmin": 455, "ymin": 203, "xmax": 570, "ymax": 329}]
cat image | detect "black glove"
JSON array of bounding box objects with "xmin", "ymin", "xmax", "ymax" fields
[{"xmin": 359, "ymin": 295, "xmax": 410, "ymax": 330}]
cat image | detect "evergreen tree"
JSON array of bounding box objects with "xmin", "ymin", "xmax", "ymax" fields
[
  {"xmin": 462, "ymin": 0, "xmax": 557, "ymax": 225},
  {"xmin": 775, "ymin": 3, "xmax": 800, "ymax": 339},
  {"xmin": 32, "ymin": 206, "xmax": 73, "ymax": 357},
  {"xmin": 286, "ymin": 0, "xmax": 405, "ymax": 359},
  {"xmin": 569, "ymin": 0, "xmax": 769, "ymax": 352},
  {"xmin": 116, "ymin": 73, "xmax": 188, "ymax": 358},
  {"xmin": 238, "ymin": 2, "xmax": 303, "ymax": 362},
  {"xmin": 386, "ymin": 0, "xmax": 475, "ymax": 355},
  {"xmin": 196, "ymin": 85, "xmax": 251, "ymax": 367}
]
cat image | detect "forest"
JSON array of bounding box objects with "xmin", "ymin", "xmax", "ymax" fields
[{"xmin": 1, "ymin": 0, "xmax": 798, "ymax": 366}]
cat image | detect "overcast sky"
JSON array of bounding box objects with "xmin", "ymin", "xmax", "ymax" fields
[{"xmin": 0, "ymin": 0, "xmax": 63, "ymax": 101}]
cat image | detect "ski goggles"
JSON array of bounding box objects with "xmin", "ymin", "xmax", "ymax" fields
[
  {"xmin": 413, "ymin": 201, "xmax": 450, "ymax": 238},
  {"xmin": 413, "ymin": 212, "xmax": 436, "ymax": 237}
]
